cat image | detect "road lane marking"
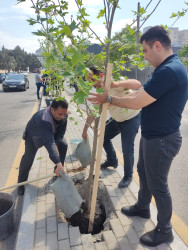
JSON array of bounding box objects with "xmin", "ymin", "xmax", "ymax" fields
[
  {"xmin": 114, "ymin": 146, "xmax": 188, "ymax": 246},
  {"xmin": 3, "ymin": 100, "xmax": 39, "ymax": 192}
]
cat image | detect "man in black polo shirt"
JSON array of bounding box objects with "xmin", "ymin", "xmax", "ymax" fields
[
  {"xmin": 17, "ymin": 99, "xmax": 68, "ymax": 196},
  {"xmin": 88, "ymin": 26, "xmax": 188, "ymax": 247}
]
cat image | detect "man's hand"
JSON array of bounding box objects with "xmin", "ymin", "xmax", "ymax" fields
[
  {"xmin": 55, "ymin": 162, "xmax": 66, "ymax": 176},
  {"xmin": 110, "ymin": 81, "xmax": 119, "ymax": 89},
  {"xmin": 88, "ymin": 88, "xmax": 109, "ymax": 105}
]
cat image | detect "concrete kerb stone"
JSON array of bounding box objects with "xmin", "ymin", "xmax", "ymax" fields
[{"xmin": 15, "ymin": 92, "xmax": 188, "ymax": 250}]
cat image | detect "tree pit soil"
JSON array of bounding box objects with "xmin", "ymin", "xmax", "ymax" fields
[{"xmin": 56, "ymin": 175, "xmax": 117, "ymax": 241}]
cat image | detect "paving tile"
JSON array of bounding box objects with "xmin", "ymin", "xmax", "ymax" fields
[
  {"xmin": 129, "ymin": 181, "xmax": 139, "ymax": 193},
  {"xmin": 46, "ymin": 232, "xmax": 58, "ymax": 250},
  {"xmin": 33, "ymin": 246, "xmax": 47, "ymax": 250},
  {"xmin": 47, "ymin": 203, "xmax": 56, "ymax": 217},
  {"xmin": 120, "ymin": 187, "xmax": 133, "ymax": 197},
  {"xmin": 94, "ymin": 241, "xmax": 108, "ymax": 250},
  {"xmin": 129, "ymin": 217, "xmax": 145, "ymax": 232},
  {"xmin": 116, "ymin": 210, "xmax": 131, "ymax": 226},
  {"xmin": 170, "ymin": 232, "xmax": 188, "ymax": 250},
  {"xmin": 102, "ymin": 230, "xmax": 119, "ymax": 249},
  {"xmin": 132, "ymin": 244, "xmax": 147, "ymax": 250},
  {"xmin": 106, "ymin": 175, "xmax": 117, "ymax": 183},
  {"xmin": 156, "ymin": 243, "xmax": 171, "ymax": 250},
  {"xmin": 126, "ymin": 226, "xmax": 140, "ymax": 245},
  {"xmin": 117, "ymin": 237, "xmax": 133, "ymax": 250},
  {"xmin": 69, "ymin": 226, "xmax": 82, "ymax": 247},
  {"xmin": 110, "ymin": 196, "xmax": 123, "ymax": 211},
  {"xmin": 37, "ymin": 200, "xmax": 46, "ymax": 214},
  {"xmin": 34, "ymin": 228, "xmax": 46, "ymax": 247},
  {"xmin": 126, "ymin": 195, "xmax": 137, "ymax": 205},
  {"xmin": 102, "ymin": 178, "xmax": 112, "ymax": 186},
  {"xmin": 140, "ymin": 219, "xmax": 155, "ymax": 232},
  {"xmin": 36, "ymin": 212, "xmax": 46, "ymax": 229},
  {"xmin": 70, "ymin": 245, "xmax": 83, "ymax": 250},
  {"xmin": 110, "ymin": 218, "xmax": 126, "ymax": 238},
  {"xmin": 116, "ymin": 192, "xmax": 129, "ymax": 204},
  {"xmin": 47, "ymin": 216, "xmax": 57, "ymax": 233},
  {"xmin": 106, "ymin": 186, "xmax": 117, "ymax": 197},
  {"xmin": 58, "ymin": 239, "xmax": 71, "ymax": 250},
  {"xmin": 47, "ymin": 192, "xmax": 55, "ymax": 204},
  {"xmin": 58, "ymin": 222, "xmax": 69, "ymax": 240},
  {"xmin": 81, "ymin": 234, "xmax": 95, "ymax": 250}
]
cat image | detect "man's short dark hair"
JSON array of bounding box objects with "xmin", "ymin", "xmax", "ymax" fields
[
  {"xmin": 140, "ymin": 26, "xmax": 171, "ymax": 49},
  {"xmin": 89, "ymin": 66, "xmax": 103, "ymax": 76},
  {"xmin": 50, "ymin": 99, "xmax": 68, "ymax": 109}
]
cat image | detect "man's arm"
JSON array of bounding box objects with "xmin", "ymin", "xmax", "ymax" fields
[
  {"xmin": 88, "ymin": 86, "xmax": 156, "ymax": 110},
  {"xmin": 111, "ymin": 79, "xmax": 141, "ymax": 90},
  {"xmin": 82, "ymin": 116, "xmax": 95, "ymax": 139},
  {"xmin": 55, "ymin": 116, "xmax": 68, "ymax": 145},
  {"xmin": 41, "ymin": 121, "xmax": 65, "ymax": 176}
]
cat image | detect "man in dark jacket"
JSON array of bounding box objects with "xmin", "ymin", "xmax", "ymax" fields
[{"xmin": 17, "ymin": 99, "xmax": 68, "ymax": 195}]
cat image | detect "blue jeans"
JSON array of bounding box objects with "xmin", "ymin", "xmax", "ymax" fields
[
  {"xmin": 36, "ymin": 82, "xmax": 46, "ymax": 99},
  {"xmin": 103, "ymin": 113, "xmax": 140, "ymax": 178},
  {"xmin": 137, "ymin": 131, "xmax": 182, "ymax": 232}
]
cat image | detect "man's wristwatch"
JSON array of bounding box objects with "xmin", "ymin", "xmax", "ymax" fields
[{"xmin": 107, "ymin": 95, "xmax": 112, "ymax": 104}]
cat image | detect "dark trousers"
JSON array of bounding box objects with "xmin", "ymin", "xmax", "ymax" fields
[
  {"xmin": 18, "ymin": 137, "xmax": 68, "ymax": 183},
  {"xmin": 36, "ymin": 82, "xmax": 46, "ymax": 99},
  {"xmin": 137, "ymin": 131, "xmax": 182, "ymax": 232},
  {"xmin": 103, "ymin": 113, "xmax": 140, "ymax": 178}
]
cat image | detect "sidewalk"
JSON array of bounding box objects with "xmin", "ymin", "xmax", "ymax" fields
[{"xmin": 15, "ymin": 92, "xmax": 188, "ymax": 250}]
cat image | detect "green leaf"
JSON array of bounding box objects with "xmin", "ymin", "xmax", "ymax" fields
[
  {"xmin": 47, "ymin": 19, "xmax": 55, "ymax": 25},
  {"xmin": 62, "ymin": 71, "xmax": 75, "ymax": 78},
  {"xmin": 73, "ymin": 91, "xmax": 88, "ymax": 104},
  {"xmin": 170, "ymin": 13, "xmax": 177, "ymax": 18},
  {"xmin": 69, "ymin": 117, "xmax": 74, "ymax": 121},
  {"xmin": 27, "ymin": 18, "xmax": 39, "ymax": 26},
  {"xmin": 77, "ymin": 0, "xmax": 83, "ymax": 6},
  {"xmin": 71, "ymin": 50, "xmax": 83, "ymax": 67},
  {"xmin": 32, "ymin": 30, "xmax": 47, "ymax": 37},
  {"xmin": 97, "ymin": 9, "xmax": 105, "ymax": 19},
  {"xmin": 96, "ymin": 87, "xmax": 104, "ymax": 94}
]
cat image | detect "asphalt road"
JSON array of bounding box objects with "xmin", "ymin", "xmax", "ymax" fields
[{"xmin": 0, "ymin": 73, "xmax": 38, "ymax": 250}]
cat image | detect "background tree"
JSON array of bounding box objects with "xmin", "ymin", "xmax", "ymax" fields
[
  {"xmin": 178, "ymin": 45, "xmax": 188, "ymax": 65},
  {"xmin": 0, "ymin": 46, "xmax": 42, "ymax": 72}
]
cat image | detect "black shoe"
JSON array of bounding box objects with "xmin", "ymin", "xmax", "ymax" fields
[
  {"xmin": 101, "ymin": 160, "xmax": 118, "ymax": 169},
  {"xmin": 38, "ymin": 97, "xmax": 41, "ymax": 100},
  {"xmin": 140, "ymin": 227, "xmax": 174, "ymax": 247},
  {"xmin": 121, "ymin": 204, "xmax": 150, "ymax": 219},
  {"xmin": 17, "ymin": 185, "xmax": 25, "ymax": 196},
  {"xmin": 118, "ymin": 176, "xmax": 132, "ymax": 188}
]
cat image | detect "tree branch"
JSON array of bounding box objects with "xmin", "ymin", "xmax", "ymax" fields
[
  {"xmin": 139, "ymin": 0, "xmax": 162, "ymax": 29},
  {"xmin": 75, "ymin": 0, "xmax": 105, "ymax": 45}
]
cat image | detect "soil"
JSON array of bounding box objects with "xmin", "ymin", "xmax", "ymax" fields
[{"xmin": 55, "ymin": 170, "xmax": 117, "ymax": 242}]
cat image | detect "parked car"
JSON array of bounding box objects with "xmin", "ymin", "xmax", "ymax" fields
[
  {"xmin": 0, "ymin": 73, "xmax": 5, "ymax": 83},
  {"xmin": 2, "ymin": 74, "xmax": 29, "ymax": 92},
  {"xmin": 20, "ymin": 71, "xmax": 29, "ymax": 77}
]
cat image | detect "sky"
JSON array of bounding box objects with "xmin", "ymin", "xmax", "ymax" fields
[{"xmin": 0, "ymin": 0, "xmax": 187, "ymax": 54}]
